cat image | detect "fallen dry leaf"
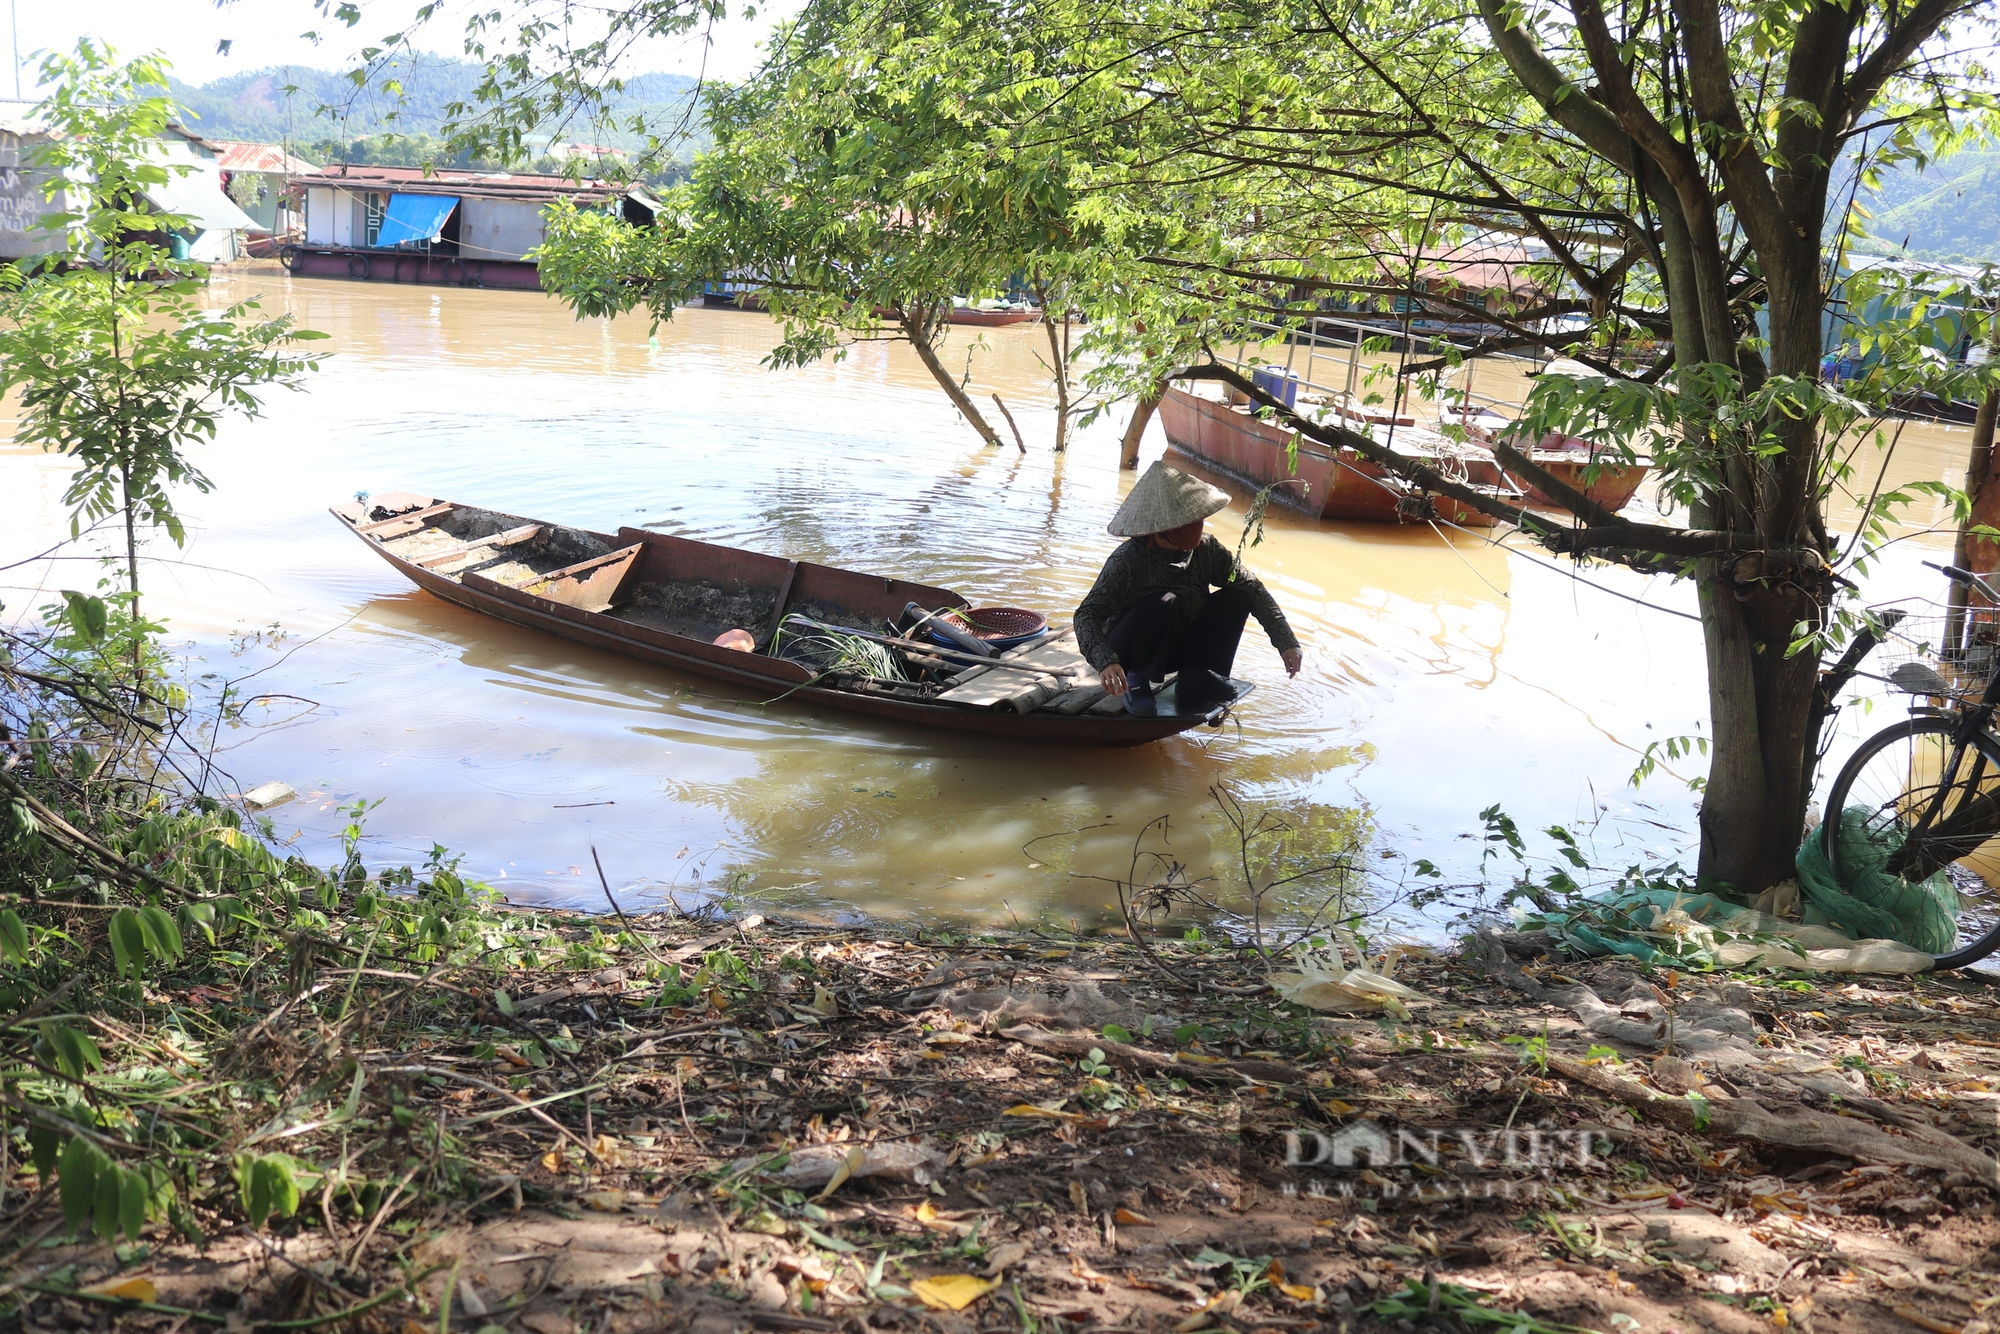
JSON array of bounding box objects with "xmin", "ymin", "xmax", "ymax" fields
[
  {"xmin": 581, "ymin": 1189, "xmax": 627, "ymax": 1212},
  {"xmin": 984, "ymin": 1242, "xmax": 1029, "ymax": 1276},
  {"xmin": 1177, "ymin": 1289, "xmax": 1243, "ymax": 1332},
  {"xmin": 1070, "ymin": 1255, "xmax": 1116, "ymax": 1285},
  {"xmin": 1068, "ymin": 1180, "xmax": 1090, "ymax": 1214},
  {"xmin": 81, "ymin": 1277, "xmax": 158, "ymax": 1303},
  {"xmin": 1893, "ymin": 1305, "xmax": 1965, "ymax": 1334},
  {"xmin": 1114, "ymin": 1207, "xmax": 1155, "ymax": 1226},
  {"xmin": 817, "ymin": 1145, "xmax": 866, "ymax": 1201},
  {"xmin": 911, "ymin": 1274, "xmax": 998, "ymax": 1311},
  {"xmin": 1002, "ymin": 1104, "xmax": 1087, "ymax": 1123}
]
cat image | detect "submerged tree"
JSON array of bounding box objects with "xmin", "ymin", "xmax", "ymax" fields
[
  {"xmin": 0, "ymin": 44, "xmax": 323, "ymax": 676},
  {"xmin": 532, "ymin": 0, "xmax": 1135, "ymax": 452}
]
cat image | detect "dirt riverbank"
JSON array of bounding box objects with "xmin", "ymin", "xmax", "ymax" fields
[{"xmin": 4, "ymin": 912, "xmax": 1995, "ymax": 1334}]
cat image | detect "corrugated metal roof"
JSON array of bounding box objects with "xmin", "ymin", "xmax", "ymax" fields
[
  {"xmin": 146, "ymin": 170, "xmax": 259, "ymax": 233},
  {"xmin": 211, "ymin": 141, "xmax": 319, "ymax": 174},
  {"xmin": 292, "ymin": 163, "xmax": 627, "ymax": 204},
  {"xmin": 0, "ymin": 99, "xmax": 48, "ymax": 136}
]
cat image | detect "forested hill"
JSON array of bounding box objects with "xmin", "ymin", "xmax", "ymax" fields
[
  {"xmin": 164, "ymin": 58, "xmax": 706, "ymax": 168},
  {"xmin": 1850, "ymin": 146, "xmax": 2000, "ymax": 265}
]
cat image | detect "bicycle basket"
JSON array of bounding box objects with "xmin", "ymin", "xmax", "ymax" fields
[{"xmin": 1869, "ymin": 599, "xmax": 2000, "ymax": 697}]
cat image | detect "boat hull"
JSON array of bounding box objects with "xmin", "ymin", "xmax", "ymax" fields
[
  {"xmin": 332, "ymin": 498, "xmax": 1237, "ymax": 747},
  {"xmin": 1503, "ymin": 454, "xmax": 1650, "ymax": 511},
  {"xmin": 1158, "ymin": 387, "xmax": 1510, "ymax": 527},
  {"xmin": 948, "ymin": 308, "xmax": 1041, "ymax": 327},
  {"xmin": 280, "ymin": 245, "xmax": 545, "ymax": 291}
]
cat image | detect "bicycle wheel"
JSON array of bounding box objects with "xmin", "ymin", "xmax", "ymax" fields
[{"xmin": 1822, "ymin": 716, "xmax": 2000, "ymax": 969}]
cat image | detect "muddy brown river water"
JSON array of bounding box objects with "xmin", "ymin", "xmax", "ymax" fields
[{"xmin": 0, "ymin": 268, "xmax": 1981, "ymax": 931}]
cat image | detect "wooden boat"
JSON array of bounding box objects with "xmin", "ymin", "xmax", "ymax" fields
[
  {"xmin": 331, "ymin": 492, "xmax": 1252, "ymax": 746},
  {"xmin": 1157, "ymin": 386, "xmax": 1520, "ymax": 527},
  {"xmin": 1452, "ymin": 414, "xmax": 1651, "ymax": 512},
  {"xmin": 948, "ymin": 304, "xmax": 1041, "ymax": 328}
]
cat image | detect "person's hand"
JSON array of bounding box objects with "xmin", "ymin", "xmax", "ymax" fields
[
  {"xmin": 1101, "ymin": 663, "xmax": 1128, "ymax": 697},
  {"xmin": 1281, "ymin": 647, "xmax": 1304, "ymax": 678}
]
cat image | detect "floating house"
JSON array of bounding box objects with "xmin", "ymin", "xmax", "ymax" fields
[
  {"xmin": 210, "ymin": 141, "xmax": 318, "ymax": 237},
  {"xmin": 154, "ymin": 127, "xmax": 261, "ymax": 263},
  {"xmin": 286, "ymin": 164, "xmax": 655, "ymax": 290},
  {"xmin": 0, "ymin": 104, "xmax": 256, "ymax": 264}
]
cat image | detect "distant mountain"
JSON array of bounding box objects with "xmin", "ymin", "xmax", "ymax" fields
[
  {"xmin": 1849, "ymin": 145, "xmax": 2000, "ymax": 266},
  {"xmin": 163, "ymin": 57, "xmax": 708, "ymax": 165}
]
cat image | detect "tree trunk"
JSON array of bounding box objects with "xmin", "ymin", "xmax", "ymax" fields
[
  {"xmin": 1949, "ymin": 385, "xmax": 2000, "ymax": 649},
  {"xmin": 1043, "ymin": 311, "xmax": 1071, "ymax": 453},
  {"xmin": 899, "ymin": 309, "xmax": 1002, "ymax": 446},
  {"xmin": 1119, "ymin": 380, "xmax": 1165, "ymax": 470},
  {"xmin": 122, "ymin": 457, "xmax": 142, "ymax": 686},
  {"xmin": 1693, "ymin": 577, "xmax": 1822, "ymax": 894}
]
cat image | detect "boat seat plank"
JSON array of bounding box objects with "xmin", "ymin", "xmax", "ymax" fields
[
  {"xmin": 510, "ymin": 544, "xmax": 644, "ymax": 614},
  {"xmin": 358, "ymin": 501, "xmax": 455, "ymax": 539},
  {"xmin": 936, "ymin": 630, "xmax": 1089, "ymax": 710},
  {"xmin": 409, "ymin": 524, "xmax": 544, "ymax": 569}
]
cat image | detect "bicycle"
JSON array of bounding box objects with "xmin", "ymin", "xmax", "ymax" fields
[{"xmin": 1820, "ymin": 562, "xmax": 2000, "ymax": 970}]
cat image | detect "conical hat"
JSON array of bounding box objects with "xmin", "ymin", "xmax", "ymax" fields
[{"xmin": 1107, "ymin": 460, "xmax": 1231, "ymax": 537}]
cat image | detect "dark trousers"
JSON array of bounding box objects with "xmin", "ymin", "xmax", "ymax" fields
[{"xmin": 1105, "ymin": 583, "xmax": 1255, "ymax": 691}]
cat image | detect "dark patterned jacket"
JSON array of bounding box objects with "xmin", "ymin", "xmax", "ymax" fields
[{"xmin": 1074, "ymin": 535, "xmax": 1298, "ymax": 671}]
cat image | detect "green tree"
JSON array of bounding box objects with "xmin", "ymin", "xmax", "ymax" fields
[
  {"xmin": 1075, "ymin": 0, "xmax": 2000, "ymax": 894},
  {"xmin": 0, "ymin": 43, "xmax": 324, "ymax": 674},
  {"xmin": 534, "ymin": 0, "xmax": 1121, "ymax": 449}
]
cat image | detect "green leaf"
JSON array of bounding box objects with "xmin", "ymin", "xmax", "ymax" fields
[
  {"xmin": 242, "ymin": 1153, "xmax": 301, "ymax": 1228},
  {"xmin": 92, "ymin": 1158, "xmax": 122, "ymax": 1241},
  {"xmin": 494, "ymin": 988, "xmax": 516, "ymax": 1017},
  {"xmin": 39, "ymin": 1023, "xmax": 103, "ymax": 1080},
  {"xmin": 1100, "ymin": 1023, "xmax": 1133, "ymax": 1043},
  {"xmin": 118, "ymin": 1166, "xmax": 148, "ymax": 1241},
  {"xmin": 0, "ymin": 909, "xmax": 31, "ymax": 964},
  {"xmin": 110, "ymin": 907, "xmax": 147, "ymax": 979},
  {"xmin": 1685, "ymin": 1091, "xmax": 1712, "ymax": 1133},
  {"xmin": 58, "ymin": 590, "xmax": 107, "ymax": 641},
  {"xmin": 177, "ymin": 901, "xmax": 216, "ymax": 944},
  {"xmin": 138, "ymin": 904, "xmax": 183, "ymax": 964},
  {"xmin": 29, "ymin": 1125, "xmax": 60, "ymax": 1179},
  {"xmin": 59, "ymin": 1137, "xmax": 104, "ymax": 1231}
]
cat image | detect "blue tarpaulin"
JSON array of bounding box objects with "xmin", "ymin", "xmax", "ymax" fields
[{"xmin": 375, "ymin": 193, "xmax": 458, "ymax": 248}]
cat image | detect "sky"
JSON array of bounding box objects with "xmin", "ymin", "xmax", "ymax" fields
[{"xmin": 4, "ymin": 0, "xmax": 796, "ymax": 95}]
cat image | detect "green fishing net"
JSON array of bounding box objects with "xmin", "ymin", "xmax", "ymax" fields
[
  {"xmin": 1509, "ymin": 809, "xmax": 1960, "ymax": 971},
  {"xmin": 1793, "ymin": 806, "xmax": 1960, "ymax": 955}
]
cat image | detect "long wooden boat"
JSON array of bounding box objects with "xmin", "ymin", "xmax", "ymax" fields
[
  {"xmin": 949, "ymin": 305, "xmax": 1041, "ymax": 327},
  {"xmin": 331, "ymin": 493, "xmax": 1251, "ymax": 746},
  {"xmin": 1157, "ymin": 386, "xmax": 1519, "ymax": 527},
  {"xmin": 1451, "ymin": 414, "xmax": 1651, "ymax": 512}
]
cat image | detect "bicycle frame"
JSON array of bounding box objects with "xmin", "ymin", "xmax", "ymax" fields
[{"xmin": 1886, "ymin": 571, "xmax": 2000, "ymax": 881}]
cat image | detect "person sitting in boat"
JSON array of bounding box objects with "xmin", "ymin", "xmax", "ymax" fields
[{"xmin": 1076, "ymin": 460, "xmax": 1303, "ymax": 717}]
